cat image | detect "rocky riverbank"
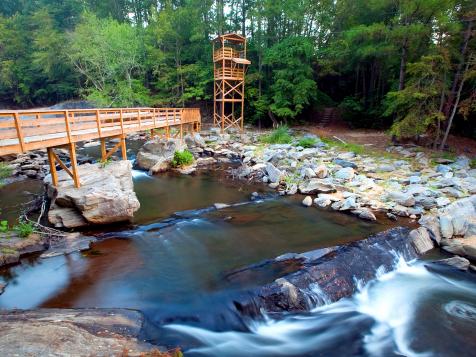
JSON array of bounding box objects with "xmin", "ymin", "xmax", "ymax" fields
[
  {"xmin": 170, "ymin": 127, "xmax": 476, "ymax": 269},
  {"xmin": 0, "ymin": 308, "xmax": 160, "ymax": 356}
]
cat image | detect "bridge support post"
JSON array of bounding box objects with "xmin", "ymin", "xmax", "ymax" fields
[
  {"xmin": 100, "ymin": 135, "xmax": 127, "ymax": 162},
  {"xmin": 120, "ymin": 135, "xmax": 127, "ymax": 160},
  {"xmin": 47, "ymin": 147, "xmax": 58, "ymax": 187},
  {"xmin": 68, "ymin": 143, "xmax": 81, "ymax": 188},
  {"xmin": 46, "ymin": 144, "xmax": 80, "ymax": 188}
]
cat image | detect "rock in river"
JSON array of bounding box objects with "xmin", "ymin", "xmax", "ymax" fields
[
  {"xmin": 136, "ymin": 137, "xmax": 186, "ymax": 173},
  {"xmin": 231, "ymin": 227, "xmax": 419, "ymax": 315},
  {"xmin": 299, "ymin": 179, "xmax": 336, "ymax": 194},
  {"xmin": 46, "ymin": 161, "xmax": 140, "ymax": 228}
]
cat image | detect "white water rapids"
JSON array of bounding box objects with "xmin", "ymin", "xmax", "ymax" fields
[{"xmin": 165, "ymin": 257, "xmax": 476, "ymax": 357}]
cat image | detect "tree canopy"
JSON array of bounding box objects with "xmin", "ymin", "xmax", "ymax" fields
[{"xmin": 0, "ymin": 0, "xmax": 474, "ymax": 147}]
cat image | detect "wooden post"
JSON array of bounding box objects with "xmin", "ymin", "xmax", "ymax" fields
[
  {"xmin": 13, "ymin": 112, "xmax": 25, "ymax": 153},
  {"xmin": 95, "ymin": 110, "xmax": 102, "ymax": 137},
  {"xmin": 119, "ymin": 109, "xmax": 125, "ymax": 136},
  {"xmin": 137, "ymin": 109, "xmax": 141, "ymax": 130},
  {"xmin": 120, "ymin": 135, "xmax": 127, "ymax": 160},
  {"xmin": 47, "ymin": 147, "xmax": 58, "ymax": 187},
  {"xmin": 68, "ymin": 142, "xmax": 80, "ymax": 188},
  {"xmin": 100, "ymin": 138, "xmax": 107, "ymax": 161}
]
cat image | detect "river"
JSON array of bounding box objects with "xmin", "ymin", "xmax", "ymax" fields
[{"xmin": 1, "ymin": 161, "xmax": 475, "ymax": 356}]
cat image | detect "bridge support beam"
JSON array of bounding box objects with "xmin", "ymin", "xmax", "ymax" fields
[
  {"xmin": 100, "ymin": 135, "xmax": 127, "ymax": 162},
  {"xmin": 47, "ymin": 143, "xmax": 80, "ymax": 188}
]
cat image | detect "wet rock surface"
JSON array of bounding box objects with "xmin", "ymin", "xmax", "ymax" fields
[
  {"xmin": 230, "ymin": 227, "xmax": 416, "ymax": 316},
  {"xmin": 45, "ymin": 160, "xmax": 140, "ymax": 228},
  {"xmin": 0, "ymin": 309, "xmax": 158, "ymax": 356},
  {"xmin": 136, "ymin": 137, "xmax": 186, "ymax": 173}
]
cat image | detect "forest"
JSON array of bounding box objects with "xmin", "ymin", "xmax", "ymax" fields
[{"xmin": 0, "ymin": 0, "xmax": 475, "ymax": 148}]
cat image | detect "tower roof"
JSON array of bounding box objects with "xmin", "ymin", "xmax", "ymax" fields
[{"xmin": 212, "ymin": 33, "xmax": 246, "ymax": 43}]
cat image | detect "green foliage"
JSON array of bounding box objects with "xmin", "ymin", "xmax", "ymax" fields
[
  {"xmin": 13, "ymin": 219, "xmax": 34, "ymax": 238},
  {"xmin": 264, "ymin": 37, "xmax": 317, "ymax": 120},
  {"xmin": 321, "ymin": 137, "xmax": 366, "ymax": 155},
  {"xmin": 0, "ymin": 163, "xmax": 12, "ymax": 186},
  {"xmin": 0, "ymin": 220, "xmax": 8, "ymax": 233},
  {"xmin": 171, "ymin": 150, "xmax": 194, "ymax": 168},
  {"xmin": 0, "ymin": 0, "xmax": 474, "ymax": 140},
  {"xmin": 384, "ymin": 55, "xmax": 449, "ymax": 139},
  {"xmin": 260, "ymin": 126, "xmax": 293, "ymax": 144},
  {"xmin": 1, "ymin": 247, "xmax": 17, "ymax": 255},
  {"xmin": 296, "ymin": 137, "xmax": 318, "ymax": 148},
  {"xmin": 100, "ymin": 158, "xmax": 112, "ymax": 168},
  {"xmin": 69, "ymin": 12, "xmax": 149, "ymax": 107}
]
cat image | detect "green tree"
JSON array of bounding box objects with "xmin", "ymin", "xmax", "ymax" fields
[{"xmin": 69, "ymin": 12, "xmax": 149, "ymax": 107}]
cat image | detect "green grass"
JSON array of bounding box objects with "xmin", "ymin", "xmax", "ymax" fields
[
  {"xmin": 0, "ymin": 162, "xmax": 13, "ymax": 186},
  {"xmin": 321, "ymin": 137, "xmax": 366, "ymax": 155},
  {"xmin": 100, "ymin": 158, "xmax": 113, "ymax": 168},
  {"xmin": 171, "ymin": 149, "xmax": 194, "ymax": 168},
  {"xmin": 0, "ymin": 247, "xmax": 17, "ymax": 255},
  {"xmin": 260, "ymin": 126, "xmax": 293, "ymax": 144},
  {"xmin": 471, "ymin": 158, "xmax": 476, "ymax": 169},
  {"xmin": 296, "ymin": 137, "xmax": 318, "ymax": 148}
]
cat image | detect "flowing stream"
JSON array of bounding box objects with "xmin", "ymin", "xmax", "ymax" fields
[{"xmin": 1, "ymin": 165, "xmax": 476, "ymax": 356}]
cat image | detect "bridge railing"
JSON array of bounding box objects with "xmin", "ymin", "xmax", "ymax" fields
[{"xmin": 0, "ymin": 107, "xmax": 201, "ymax": 156}]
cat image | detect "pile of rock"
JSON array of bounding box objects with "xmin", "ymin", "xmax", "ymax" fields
[{"xmin": 5, "ymin": 149, "xmax": 91, "ymax": 180}]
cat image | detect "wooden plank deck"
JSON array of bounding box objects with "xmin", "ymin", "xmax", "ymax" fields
[{"xmin": 0, "ymin": 107, "xmax": 201, "ymax": 156}]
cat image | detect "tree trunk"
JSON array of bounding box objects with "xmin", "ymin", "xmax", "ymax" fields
[
  {"xmin": 443, "ymin": 20, "xmax": 473, "ymax": 119},
  {"xmin": 439, "ymin": 57, "xmax": 471, "ymax": 150},
  {"xmin": 398, "ymin": 38, "xmax": 408, "ymax": 90},
  {"xmin": 268, "ymin": 111, "xmax": 279, "ymax": 128},
  {"xmin": 241, "ymin": 0, "xmax": 246, "ymax": 36}
]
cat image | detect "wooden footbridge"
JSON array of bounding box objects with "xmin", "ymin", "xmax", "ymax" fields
[{"xmin": 0, "ymin": 107, "xmax": 201, "ymax": 188}]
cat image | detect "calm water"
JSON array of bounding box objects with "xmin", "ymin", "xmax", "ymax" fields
[{"xmin": 1, "ymin": 166, "xmax": 476, "ymax": 356}]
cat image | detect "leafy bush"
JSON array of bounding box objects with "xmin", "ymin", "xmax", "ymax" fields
[
  {"xmin": 261, "ymin": 126, "xmax": 293, "ymax": 144},
  {"xmin": 296, "ymin": 137, "xmax": 317, "ymax": 148},
  {"xmin": 0, "ymin": 163, "xmax": 13, "ymax": 186},
  {"xmin": 13, "ymin": 219, "xmax": 34, "ymax": 238},
  {"xmin": 0, "ymin": 220, "xmax": 8, "ymax": 233},
  {"xmin": 171, "ymin": 150, "xmax": 194, "ymax": 168}
]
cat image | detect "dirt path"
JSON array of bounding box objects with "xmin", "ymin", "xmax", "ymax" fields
[{"xmin": 301, "ymin": 123, "xmax": 476, "ymax": 157}]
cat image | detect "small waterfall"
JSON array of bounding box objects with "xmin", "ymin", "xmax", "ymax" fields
[{"xmin": 164, "ymin": 256, "xmax": 476, "ymax": 357}]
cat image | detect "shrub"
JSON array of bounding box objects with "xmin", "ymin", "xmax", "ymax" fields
[
  {"xmin": 13, "ymin": 219, "xmax": 34, "ymax": 238},
  {"xmin": 171, "ymin": 150, "xmax": 194, "ymax": 168},
  {"xmin": 296, "ymin": 137, "xmax": 317, "ymax": 148},
  {"xmin": 261, "ymin": 126, "xmax": 293, "ymax": 144},
  {"xmin": 0, "ymin": 220, "xmax": 8, "ymax": 233},
  {"xmin": 0, "ymin": 163, "xmax": 13, "ymax": 186}
]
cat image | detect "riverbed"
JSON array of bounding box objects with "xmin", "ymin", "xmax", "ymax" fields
[{"xmin": 1, "ymin": 164, "xmax": 476, "ymax": 356}]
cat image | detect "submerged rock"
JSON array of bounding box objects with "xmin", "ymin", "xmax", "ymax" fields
[
  {"xmin": 434, "ymin": 256, "xmax": 470, "ymax": 271},
  {"xmin": 0, "ymin": 233, "xmax": 48, "ymax": 267},
  {"xmin": 0, "ymin": 309, "xmax": 157, "ymax": 356},
  {"xmin": 232, "ymin": 227, "xmax": 418, "ymax": 315},
  {"xmin": 46, "ymin": 161, "xmax": 140, "ymax": 228},
  {"xmin": 409, "ymin": 227, "xmax": 434, "ymax": 254},
  {"xmin": 302, "ymin": 196, "xmax": 313, "ymax": 207}
]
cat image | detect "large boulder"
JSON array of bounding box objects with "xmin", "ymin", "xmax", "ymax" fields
[
  {"xmin": 135, "ymin": 137, "xmax": 186, "ymax": 172},
  {"xmin": 46, "ymin": 161, "xmax": 140, "ymax": 228},
  {"xmin": 231, "ymin": 227, "xmax": 419, "ymax": 315},
  {"xmin": 298, "ymin": 179, "xmax": 336, "ymax": 194},
  {"xmin": 438, "ymin": 196, "xmax": 476, "ymax": 238}
]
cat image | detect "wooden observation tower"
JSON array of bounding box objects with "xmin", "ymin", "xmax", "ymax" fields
[{"xmin": 213, "ymin": 33, "xmax": 250, "ymax": 132}]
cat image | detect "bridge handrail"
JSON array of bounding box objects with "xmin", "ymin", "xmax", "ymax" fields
[{"xmin": 0, "ymin": 107, "xmax": 201, "ymax": 156}]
